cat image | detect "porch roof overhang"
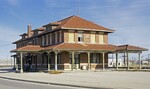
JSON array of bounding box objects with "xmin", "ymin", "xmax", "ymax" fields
[
  {"xmin": 116, "ymin": 44, "xmax": 149, "ymax": 53},
  {"xmin": 10, "ymin": 45, "xmax": 43, "ymax": 53},
  {"xmin": 10, "ymin": 44, "xmax": 148, "ymax": 54},
  {"xmin": 43, "ymin": 43, "xmax": 117, "ymax": 52}
]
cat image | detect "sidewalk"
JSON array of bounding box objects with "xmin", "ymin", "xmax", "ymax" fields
[{"xmin": 0, "ymin": 68, "xmax": 150, "ymax": 89}]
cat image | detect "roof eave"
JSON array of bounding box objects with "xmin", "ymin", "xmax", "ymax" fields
[{"xmin": 61, "ymin": 27, "xmax": 115, "ymax": 33}]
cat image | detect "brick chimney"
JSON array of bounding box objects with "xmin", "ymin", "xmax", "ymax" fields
[{"xmin": 27, "ymin": 25, "xmax": 32, "ymax": 37}]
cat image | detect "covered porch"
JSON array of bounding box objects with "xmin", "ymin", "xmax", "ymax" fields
[
  {"xmin": 11, "ymin": 43, "xmax": 116, "ymax": 73},
  {"xmin": 11, "ymin": 44, "xmax": 148, "ymax": 73}
]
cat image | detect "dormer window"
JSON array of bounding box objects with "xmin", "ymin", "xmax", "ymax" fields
[{"xmin": 78, "ymin": 31, "xmax": 84, "ymax": 42}]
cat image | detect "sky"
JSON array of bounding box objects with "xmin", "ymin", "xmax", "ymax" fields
[{"xmin": 0, "ymin": 0, "xmax": 150, "ymax": 59}]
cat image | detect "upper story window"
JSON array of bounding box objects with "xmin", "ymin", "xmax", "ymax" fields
[
  {"xmin": 59, "ymin": 31, "xmax": 62, "ymax": 43},
  {"xmin": 78, "ymin": 31, "xmax": 84, "ymax": 42},
  {"xmin": 99, "ymin": 32, "xmax": 104, "ymax": 44},
  {"xmin": 90, "ymin": 32, "xmax": 96, "ymax": 43},
  {"xmin": 68, "ymin": 30, "xmax": 74, "ymax": 43},
  {"xmin": 42, "ymin": 36, "xmax": 45, "ymax": 46},
  {"xmin": 35, "ymin": 37, "xmax": 38, "ymax": 45},
  {"xmin": 46, "ymin": 34, "xmax": 49, "ymax": 46},
  {"xmin": 49, "ymin": 34, "xmax": 52, "ymax": 45},
  {"xmin": 55, "ymin": 32, "xmax": 57, "ymax": 44}
]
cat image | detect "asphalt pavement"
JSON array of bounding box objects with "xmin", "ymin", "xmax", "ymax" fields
[{"xmin": 0, "ymin": 78, "xmax": 88, "ymax": 89}]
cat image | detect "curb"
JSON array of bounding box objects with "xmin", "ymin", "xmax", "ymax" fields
[{"xmin": 0, "ymin": 76, "xmax": 112, "ymax": 89}]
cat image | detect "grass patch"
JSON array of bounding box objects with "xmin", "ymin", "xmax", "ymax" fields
[{"xmin": 47, "ymin": 70, "xmax": 63, "ymax": 74}]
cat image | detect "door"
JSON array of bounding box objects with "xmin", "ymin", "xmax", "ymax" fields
[
  {"xmin": 69, "ymin": 53, "xmax": 80, "ymax": 69},
  {"xmin": 74, "ymin": 54, "xmax": 80, "ymax": 69}
]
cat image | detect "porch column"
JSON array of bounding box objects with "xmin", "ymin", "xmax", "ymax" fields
[
  {"xmin": 87, "ymin": 52, "xmax": 90, "ymax": 70},
  {"xmin": 13, "ymin": 56, "xmax": 16, "ymax": 69},
  {"xmin": 102, "ymin": 52, "xmax": 105, "ymax": 70},
  {"xmin": 124, "ymin": 52, "xmax": 126, "ymax": 66},
  {"xmin": 127, "ymin": 52, "xmax": 129, "ymax": 70},
  {"xmin": 116, "ymin": 53, "xmax": 118, "ymax": 70},
  {"xmin": 20, "ymin": 52, "xmax": 23, "ymax": 73},
  {"xmin": 47, "ymin": 53, "xmax": 50, "ymax": 71},
  {"xmin": 55, "ymin": 51, "xmax": 58, "ymax": 70},
  {"xmin": 71, "ymin": 51, "xmax": 74, "ymax": 71},
  {"xmin": 15, "ymin": 55, "xmax": 18, "ymax": 71},
  {"xmin": 139, "ymin": 53, "xmax": 141, "ymax": 70}
]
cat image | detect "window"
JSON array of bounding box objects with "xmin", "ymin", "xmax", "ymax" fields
[
  {"xmin": 90, "ymin": 53, "xmax": 100, "ymax": 63},
  {"xmin": 46, "ymin": 35, "xmax": 49, "ymax": 45},
  {"xmin": 55, "ymin": 32, "xmax": 57, "ymax": 44},
  {"xmin": 78, "ymin": 32, "xmax": 84, "ymax": 42},
  {"xmin": 42, "ymin": 36, "xmax": 45, "ymax": 46},
  {"xmin": 35, "ymin": 37, "xmax": 38, "ymax": 45},
  {"xmin": 57, "ymin": 53, "xmax": 61, "ymax": 64},
  {"xmin": 99, "ymin": 32, "xmax": 104, "ymax": 44},
  {"xmin": 49, "ymin": 34, "xmax": 52, "ymax": 45},
  {"xmin": 91, "ymin": 32, "xmax": 96, "ymax": 43},
  {"xmin": 69, "ymin": 54, "xmax": 72, "ymax": 64},
  {"xmin": 59, "ymin": 31, "xmax": 62, "ymax": 43},
  {"xmin": 69, "ymin": 53, "xmax": 80, "ymax": 64},
  {"xmin": 69, "ymin": 32, "xmax": 74, "ymax": 43}
]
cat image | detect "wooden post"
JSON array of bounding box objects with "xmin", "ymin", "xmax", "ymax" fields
[
  {"xmin": 127, "ymin": 52, "xmax": 129, "ymax": 70},
  {"xmin": 139, "ymin": 53, "xmax": 141, "ymax": 70},
  {"xmin": 47, "ymin": 53, "xmax": 50, "ymax": 71},
  {"xmin": 55, "ymin": 51, "xmax": 58, "ymax": 70},
  {"xmin": 87, "ymin": 52, "xmax": 90, "ymax": 70},
  {"xmin": 71, "ymin": 52, "xmax": 74, "ymax": 71},
  {"xmin": 13, "ymin": 56, "xmax": 16, "ymax": 69},
  {"xmin": 102, "ymin": 53, "xmax": 105, "ymax": 70},
  {"xmin": 20, "ymin": 52, "xmax": 23, "ymax": 73},
  {"xmin": 116, "ymin": 53, "xmax": 118, "ymax": 70},
  {"xmin": 15, "ymin": 55, "xmax": 18, "ymax": 71}
]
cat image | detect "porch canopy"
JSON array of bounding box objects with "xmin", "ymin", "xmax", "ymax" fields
[
  {"xmin": 11, "ymin": 45, "xmax": 42, "ymax": 52},
  {"xmin": 11, "ymin": 43, "xmax": 117, "ymax": 72},
  {"xmin": 115, "ymin": 44, "xmax": 148, "ymax": 70},
  {"xmin": 11, "ymin": 44, "xmax": 148, "ymax": 72},
  {"xmin": 116, "ymin": 44, "xmax": 148, "ymax": 53}
]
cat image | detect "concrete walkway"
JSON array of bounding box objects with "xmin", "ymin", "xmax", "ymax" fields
[{"xmin": 0, "ymin": 68, "xmax": 150, "ymax": 89}]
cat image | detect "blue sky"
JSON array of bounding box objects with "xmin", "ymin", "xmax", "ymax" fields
[{"xmin": 0, "ymin": 0, "xmax": 150, "ymax": 59}]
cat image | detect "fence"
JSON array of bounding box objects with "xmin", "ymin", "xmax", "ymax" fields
[{"xmin": 0, "ymin": 59, "xmax": 14, "ymax": 66}]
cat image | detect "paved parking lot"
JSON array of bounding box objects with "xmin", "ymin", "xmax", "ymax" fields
[{"xmin": 0, "ymin": 68, "xmax": 150, "ymax": 89}]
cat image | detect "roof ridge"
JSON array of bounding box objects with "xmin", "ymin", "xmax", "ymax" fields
[
  {"xmin": 58, "ymin": 15, "xmax": 75, "ymax": 22},
  {"xmin": 61, "ymin": 15, "xmax": 76, "ymax": 27}
]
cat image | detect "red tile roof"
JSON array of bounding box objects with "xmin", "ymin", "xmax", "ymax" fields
[
  {"xmin": 11, "ymin": 45, "xmax": 43, "ymax": 52},
  {"xmin": 11, "ymin": 44, "xmax": 148, "ymax": 53},
  {"xmin": 117, "ymin": 45, "xmax": 148, "ymax": 51},
  {"xmin": 44, "ymin": 15, "xmax": 114, "ymax": 32},
  {"xmin": 43, "ymin": 43, "xmax": 117, "ymax": 52}
]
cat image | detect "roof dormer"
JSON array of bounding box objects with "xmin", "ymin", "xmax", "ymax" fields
[{"xmin": 43, "ymin": 22, "xmax": 61, "ymax": 31}]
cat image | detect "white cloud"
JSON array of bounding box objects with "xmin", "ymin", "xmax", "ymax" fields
[
  {"xmin": 0, "ymin": 25, "xmax": 21, "ymax": 59},
  {"xmin": 79, "ymin": 0, "xmax": 150, "ymax": 55}
]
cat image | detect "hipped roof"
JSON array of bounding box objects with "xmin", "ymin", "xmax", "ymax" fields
[
  {"xmin": 117, "ymin": 45, "xmax": 148, "ymax": 51},
  {"xmin": 44, "ymin": 15, "xmax": 114, "ymax": 32}
]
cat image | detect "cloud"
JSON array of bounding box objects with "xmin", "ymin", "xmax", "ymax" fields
[
  {"xmin": 0, "ymin": 25, "xmax": 21, "ymax": 59},
  {"xmin": 79, "ymin": 0, "xmax": 150, "ymax": 55}
]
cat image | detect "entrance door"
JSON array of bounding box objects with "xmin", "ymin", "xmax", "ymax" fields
[
  {"xmin": 70, "ymin": 53, "xmax": 80, "ymax": 69},
  {"xmin": 74, "ymin": 54, "xmax": 80, "ymax": 69}
]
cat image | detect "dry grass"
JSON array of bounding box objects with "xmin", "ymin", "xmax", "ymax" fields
[{"xmin": 47, "ymin": 70, "xmax": 63, "ymax": 74}]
